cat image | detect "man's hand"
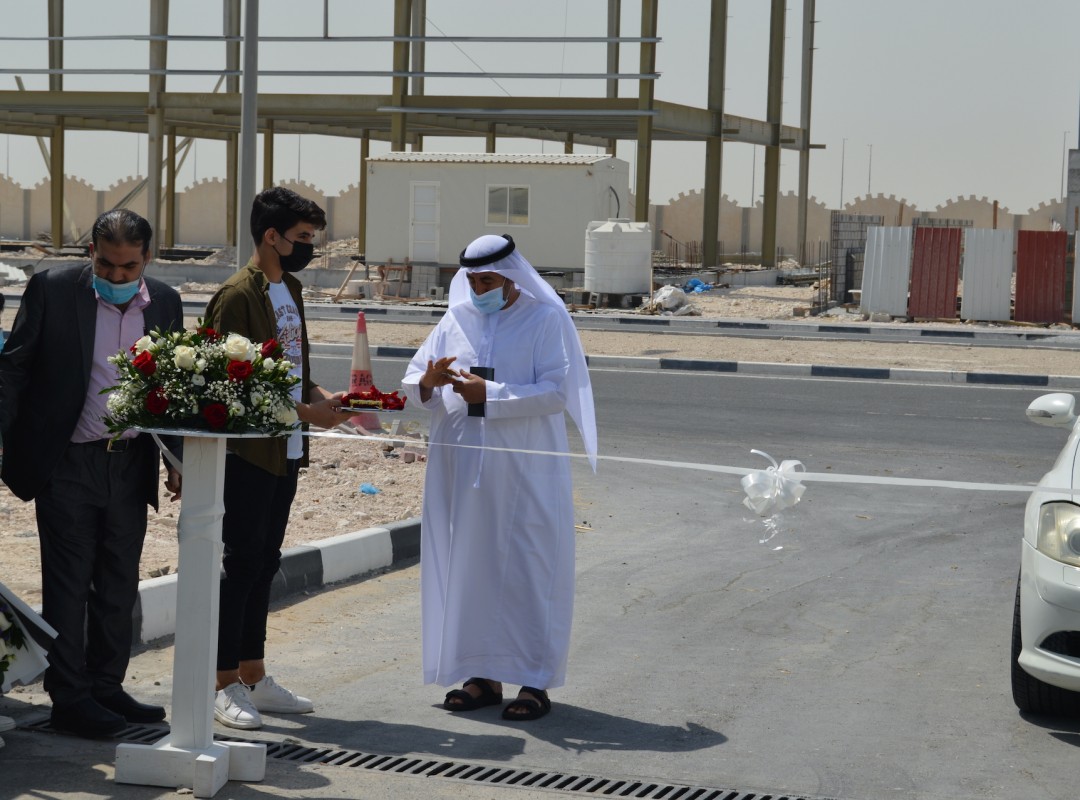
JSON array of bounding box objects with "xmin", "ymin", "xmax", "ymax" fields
[
  {"xmin": 165, "ymin": 467, "xmax": 182, "ymax": 502},
  {"xmin": 299, "ymin": 391, "xmax": 347, "ymax": 430},
  {"xmin": 451, "ymin": 370, "xmax": 487, "ymax": 404},
  {"xmin": 420, "ymin": 356, "xmax": 460, "ymax": 390}
]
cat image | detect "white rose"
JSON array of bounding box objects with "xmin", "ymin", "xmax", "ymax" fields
[
  {"xmin": 0, "ymin": 611, "xmax": 10, "ymax": 632},
  {"xmin": 173, "ymin": 345, "xmax": 197, "ymax": 370},
  {"xmin": 224, "ymin": 334, "xmax": 256, "ymax": 362},
  {"xmin": 132, "ymin": 335, "xmax": 154, "ymax": 354},
  {"xmin": 275, "ymin": 406, "xmax": 299, "ymax": 425},
  {"xmin": 191, "ymin": 373, "xmax": 205, "ymax": 387},
  {"xmin": 194, "ymin": 358, "xmax": 207, "ymax": 374},
  {"xmin": 250, "ymin": 392, "xmax": 264, "ymax": 407},
  {"xmin": 229, "ymin": 400, "xmax": 246, "ymax": 417},
  {"xmin": 261, "ymin": 358, "xmax": 276, "ymax": 371}
]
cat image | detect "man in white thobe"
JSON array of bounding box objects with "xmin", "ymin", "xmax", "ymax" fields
[{"xmin": 402, "ymin": 234, "xmax": 597, "ymax": 721}]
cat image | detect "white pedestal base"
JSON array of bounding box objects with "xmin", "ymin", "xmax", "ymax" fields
[
  {"xmin": 116, "ymin": 740, "xmax": 266, "ymax": 798},
  {"xmin": 114, "ymin": 433, "xmax": 267, "ymax": 797}
]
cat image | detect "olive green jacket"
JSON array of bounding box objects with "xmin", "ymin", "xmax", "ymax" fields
[{"xmin": 203, "ymin": 262, "xmax": 317, "ymax": 475}]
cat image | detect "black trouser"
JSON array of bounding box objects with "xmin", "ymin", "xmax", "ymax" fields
[
  {"xmin": 35, "ymin": 439, "xmax": 149, "ymax": 706},
  {"xmin": 216, "ymin": 454, "xmax": 299, "ymax": 671}
]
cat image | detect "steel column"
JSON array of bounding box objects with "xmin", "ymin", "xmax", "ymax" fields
[
  {"xmin": 605, "ymin": 0, "xmax": 621, "ymax": 155},
  {"xmin": 166, "ymin": 130, "xmax": 177, "ymax": 248},
  {"xmin": 702, "ymin": 0, "xmax": 728, "ymax": 268},
  {"xmin": 761, "ymin": 0, "xmax": 785, "ymax": 268},
  {"xmin": 147, "ymin": 0, "xmax": 168, "ymax": 257},
  {"xmin": 391, "ymin": 0, "xmax": 413, "ymax": 151},
  {"xmin": 236, "ymin": 0, "xmax": 259, "ymax": 268},
  {"xmin": 48, "ymin": 0, "xmax": 63, "ymax": 248},
  {"xmin": 358, "ymin": 131, "xmax": 369, "ymax": 256},
  {"xmin": 634, "ymin": 0, "xmax": 658, "ymax": 224},
  {"xmin": 224, "ymin": 0, "xmax": 240, "ymax": 249},
  {"xmin": 411, "ymin": 0, "xmax": 426, "ymax": 152},
  {"xmin": 262, "ymin": 119, "xmax": 274, "ymax": 190},
  {"xmin": 796, "ymin": 0, "xmax": 816, "ymax": 263}
]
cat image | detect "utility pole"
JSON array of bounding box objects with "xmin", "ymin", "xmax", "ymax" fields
[
  {"xmin": 1062, "ymin": 131, "xmax": 1070, "ymax": 200},
  {"xmin": 839, "ymin": 137, "xmax": 847, "ymax": 208},
  {"xmin": 867, "ymin": 143, "xmax": 872, "ymax": 195}
]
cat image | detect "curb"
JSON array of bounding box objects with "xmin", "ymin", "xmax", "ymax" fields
[
  {"xmin": 132, "ymin": 517, "xmax": 420, "ymax": 644},
  {"xmin": 584, "ymin": 355, "xmax": 1080, "ymax": 390},
  {"xmin": 314, "ymin": 344, "xmax": 1080, "ymax": 390}
]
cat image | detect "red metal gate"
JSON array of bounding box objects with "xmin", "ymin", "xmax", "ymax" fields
[
  {"xmin": 1014, "ymin": 230, "xmax": 1067, "ymax": 323},
  {"xmin": 908, "ymin": 227, "xmax": 962, "ymax": 319}
]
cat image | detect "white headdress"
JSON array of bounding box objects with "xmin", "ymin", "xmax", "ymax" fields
[{"xmin": 450, "ymin": 234, "xmax": 597, "ymax": 470}]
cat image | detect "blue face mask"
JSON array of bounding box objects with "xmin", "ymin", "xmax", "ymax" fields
[
  {"xmin": 470, "ymin": 285, "xmax": 509, "ymax": 314},
  {"xmin": 93, "ymin": 274, "xmax": 142, "ymax": 305}
]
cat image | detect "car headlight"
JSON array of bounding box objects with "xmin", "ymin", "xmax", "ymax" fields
[{"xmin": 1037, "ymin": 502, "xmax": 1080, "ymax": 568}]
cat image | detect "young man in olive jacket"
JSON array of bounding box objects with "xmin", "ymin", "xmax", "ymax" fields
[{"xmin": 204, "ymin": 187, "xmax": 345, "ymax": 729}]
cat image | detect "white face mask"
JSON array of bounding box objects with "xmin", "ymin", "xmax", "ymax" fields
[{"xmin": 469, "ymin": 284, "xmax": 509, "ymax": 314}]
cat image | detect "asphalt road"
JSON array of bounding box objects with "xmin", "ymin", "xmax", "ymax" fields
[{"xmin": 295, "ymin": 352, "xmax": 1080, "ymax": 800}]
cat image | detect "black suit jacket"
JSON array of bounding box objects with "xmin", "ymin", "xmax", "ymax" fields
[{"xmin": 0, "ymin": 264, "xmax": 184, "ymax": 506}]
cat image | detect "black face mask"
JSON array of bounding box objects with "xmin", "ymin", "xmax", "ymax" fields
[{"xmin": 276, "ymin": 235, "xmax": 316, "ymax": 273}]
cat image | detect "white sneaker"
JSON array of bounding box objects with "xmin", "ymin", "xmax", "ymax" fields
[
  {"xmin": 246, "ymin": 675, "xmax": 314, "ymax": 714},
  {"xmin": 214, "ymin": 682, "xmax": 262, "ymax": 730}
]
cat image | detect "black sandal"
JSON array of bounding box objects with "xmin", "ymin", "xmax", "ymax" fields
[
  {"xmin": 501, "ymin": 686, "xmax": 551, "ymax": 721},
  {"xmin": 443, "ymin": 678, "xmax": 503, "ymax": 712}
]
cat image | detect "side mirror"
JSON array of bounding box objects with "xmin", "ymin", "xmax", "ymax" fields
[{"xmin": 1026, "ymin": 393, "xmax": 1078, "ymax": 428}]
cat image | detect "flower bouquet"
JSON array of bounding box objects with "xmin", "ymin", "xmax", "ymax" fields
[
  {"xmin": 0, "ymin": 581, "xmax": 55, "ymax": 693},
  {"xmin": 103, "ymin": 322, "xmax": 300, "ymax": 436}
]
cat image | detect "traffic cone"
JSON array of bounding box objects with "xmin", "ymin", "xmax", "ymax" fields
[{"xmin": 347, "ymin": 311, "xmax": 382, "ymax": 432}]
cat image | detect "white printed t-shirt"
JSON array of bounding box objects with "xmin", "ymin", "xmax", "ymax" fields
[{"xmin": 268, "ymin": 280, "xmax": 304, "ymax": 460}]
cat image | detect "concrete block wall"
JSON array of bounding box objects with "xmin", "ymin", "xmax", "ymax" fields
[
  {"xmin": 830, "ymin": 212, "xmax": 883, "ymax": 303},
  {"xmin": 409, "ymin": 264, "xmax": 440, "ymax": 299}
]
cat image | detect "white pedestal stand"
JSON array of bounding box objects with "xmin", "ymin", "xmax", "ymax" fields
[{"xmin": 115, "ymin": 433, "xmax": 266, "ymax": 797}]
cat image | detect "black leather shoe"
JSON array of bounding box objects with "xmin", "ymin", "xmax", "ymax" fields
[
  {"xmin": 50, "ymin": 697, "xmax": 126, "ymax": 739},
  {"xmin": 94, "ymin": 689, "xmax": 166, "ymax": 723}
]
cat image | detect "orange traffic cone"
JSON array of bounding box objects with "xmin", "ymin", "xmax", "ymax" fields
[{"xmin": 347, "ymin": 311, "xmax": 382, "ymax": 432}]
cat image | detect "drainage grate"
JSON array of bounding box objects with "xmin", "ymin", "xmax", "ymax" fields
[{"xmin": 24, "ymin": 719, "xmax": 837, "ymax": 800}]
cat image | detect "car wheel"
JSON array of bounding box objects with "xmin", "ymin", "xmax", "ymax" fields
[{"xmin": 1011, "ymin": 574, "xmax": 1080, "ymax": 715}]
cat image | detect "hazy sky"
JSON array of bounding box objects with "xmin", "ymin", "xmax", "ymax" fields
[{"xmin": 1, "ymin": 0, "xmax": 1078, "ymax": 215}]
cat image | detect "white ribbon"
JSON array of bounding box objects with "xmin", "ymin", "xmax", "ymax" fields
[{"xmin": 740, "ymin": 449, "xmax": 806, "ymax": 517}]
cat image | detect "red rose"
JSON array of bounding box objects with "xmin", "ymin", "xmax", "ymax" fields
[
  {"xmin": 227, "ymin": 360, "xmax": 253, "ymax": 381},
  {"xmin": 132, "ymin": 350, "xmax": 156, "ymax": 376},
  {"xmin": 201, "ymin": 403, "xmax": 228, "ymax": 429},
  {"xmin": 197, "ymin": 326, "xmax": 219, "ymax": 340},
  {"xmin": 145, "ymin": 387, "xmax": 169, "ymax": 415},
  {"xmin": 260, "ymin": 338, "xmax": 281, "ymax": 359}
]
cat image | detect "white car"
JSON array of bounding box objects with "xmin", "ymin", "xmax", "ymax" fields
[{"xmin": 1014, "ymin": 393, "xmax": 1080, "ymax": 714}]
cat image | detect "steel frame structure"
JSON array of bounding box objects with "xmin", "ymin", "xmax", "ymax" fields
[{"xmin": 0, "ymin": 0, "xmax": 817, "ymax": 267}]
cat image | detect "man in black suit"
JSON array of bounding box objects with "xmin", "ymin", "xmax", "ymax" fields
[{"xmin": 0, "ymin": 209, "xmax": 183, "ymax": 738}]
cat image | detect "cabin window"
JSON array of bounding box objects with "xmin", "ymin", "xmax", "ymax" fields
[{"xmin": 487, "ymin": 185, "xmax": 530, "ymax": 226}]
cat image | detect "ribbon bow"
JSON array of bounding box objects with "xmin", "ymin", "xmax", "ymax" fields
[{"xmin": 740, "ymin": 449, "xmax": 806, "ymax": 516}]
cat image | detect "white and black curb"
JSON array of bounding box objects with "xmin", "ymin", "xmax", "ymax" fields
[
  {"xmin": 579, "ymin": 354, "xmax": 1080, "ymax": 390},
  {"xmin": 326, "ymin": 344, "xmax": 1080, "ymax": 390},
  {"xmin": 132, "ymin": 518, "xmax": 420, "ymax": 644}
]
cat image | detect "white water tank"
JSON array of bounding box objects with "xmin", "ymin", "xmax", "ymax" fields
[{"xmin": 584, "ymin": 218, "xmax": 651, "ymax": 294}]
